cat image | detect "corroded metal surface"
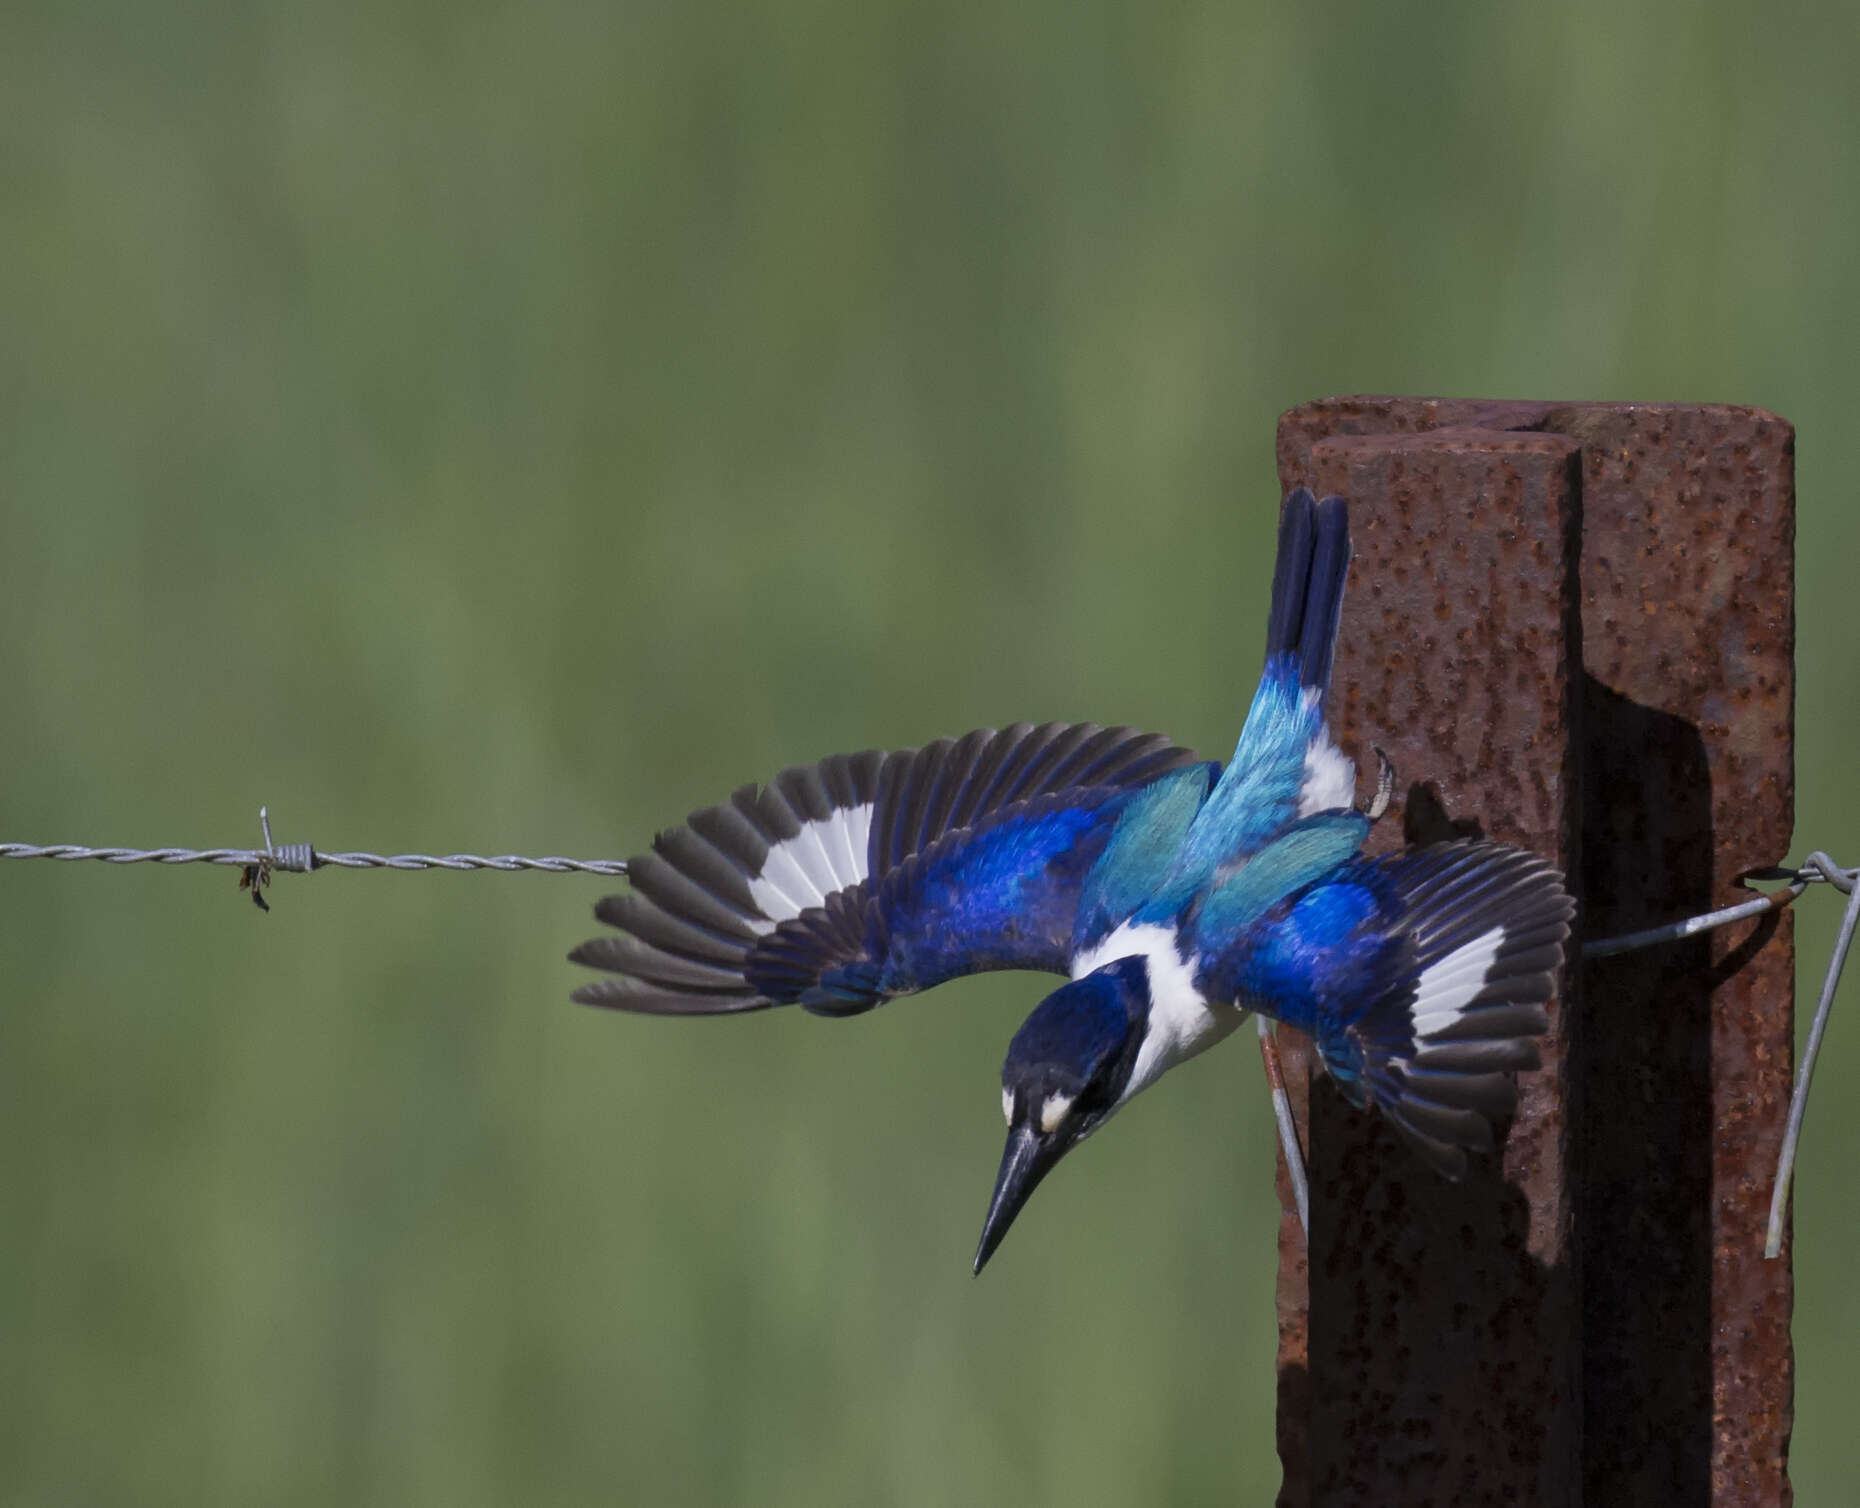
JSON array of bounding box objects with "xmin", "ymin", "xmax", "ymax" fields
[
  {"xmin": 1279, "ymin": 427, "xmax": 1584, "ymax": 1507},
  {"xmin": 1559, "ymin": 403, "xmax": 1796, "ymax": 1507},
  {"xmin": 1271, "ymin": 398, "xmax": 1796, "ymax": 1507}
]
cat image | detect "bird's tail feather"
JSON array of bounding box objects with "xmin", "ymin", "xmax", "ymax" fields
[
  {"xmin": 1319, "ymin": 841, "xmax": 1575, "ymax": 1177},
  {"xmin": 1264, "ymin": 488, "xmax": 1351, "ymax": 698}
]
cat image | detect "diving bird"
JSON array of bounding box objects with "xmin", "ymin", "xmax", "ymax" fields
[{"xmin": 571, "ymin": 489, "xmax": 1574, "ymax": 1272}]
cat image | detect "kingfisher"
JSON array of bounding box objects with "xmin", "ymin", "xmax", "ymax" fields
[{"xmin": 572, "ymin": 489, "xmax": 1573, "ymax": 1272}]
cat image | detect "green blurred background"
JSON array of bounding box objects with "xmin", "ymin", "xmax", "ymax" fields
[{"xmin": 3, "ymin": 1, "xmax": 1856, "ymax": 1502}]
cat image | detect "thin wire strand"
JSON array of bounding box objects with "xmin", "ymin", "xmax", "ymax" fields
[
  {"xmin": 1258, "ymin": 1015, "xmax": 1310, "ymax": 1238},
  {"xmin": 1578, "ymin": 883, "xmax": 1807, "ymax": 958},
  {"xmin": 0, "ymin": 843, "xmax": 631, "ymax": 875},
  {"xmin": 14, "ymin": 814, "xmax": 1842, "ymax": 928},
  {"xmin": 317, "ymin": 852, "xmax": 630, "ymax": 874},
  {"xmin": 11, "ymin": 832, "xmax": 1829, "ymax": 928},
  {"xmin": 0, "ymin": 803, "xmax": 630, "ymax": 887},
  {"xmin": 1766, "ymin": 853, "xmax": 1860, "ymax": 1258},
  {"xmin": 1569, "ymin": 851, "xmax": 1857, "ymax": 1262}
]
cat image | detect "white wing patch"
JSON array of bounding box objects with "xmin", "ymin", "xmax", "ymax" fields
[
  {"xmin": 1409, "ymin": 925, "xmax": 1507, "ymax": 1038},
  {"xmin": 745, "ymin": 801, "xmax": 876, "ymax": 922}
]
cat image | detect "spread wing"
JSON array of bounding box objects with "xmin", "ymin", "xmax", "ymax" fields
[
  {"xmin": 570, "ymin": 722, "xmax": 1202, "ymax": 1017},
  {"xmin": 1203, "ymin": 840, "xmax": 1572, "ymax": 1177}
]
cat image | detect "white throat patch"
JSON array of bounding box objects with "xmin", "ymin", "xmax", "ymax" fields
[{"xmin": 1072, "ymin": 922, "xmax": 1244, "ymax": 1107}]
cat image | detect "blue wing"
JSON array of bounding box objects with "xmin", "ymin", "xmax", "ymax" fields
[
  {"xmin": 1180, "ymin": 810, "xmax": 1371, "ymax": 963},
  {"xmin": 1201, "ymin": 841, "xmax": 1573, "ymax": 1177},
  {"xmin": 571, "ymin": 723, "xmax": 1202, "ymax": 1016},
  {"xmin": 1071, "ymin": 762, "xmax": 1217, "ymax": 950},
  {"xmin": 751, "ymin": 791, "xmax": 1145, "ymax": 1015}
]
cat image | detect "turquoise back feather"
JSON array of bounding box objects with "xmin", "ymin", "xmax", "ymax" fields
[
  {"xmin": 1072, "ymin": 763, "xmax": 1215, "ymax": 948},
  {"xmin": 1182, "ymin": 809, "xmax": 1370, "ymax": 951}
]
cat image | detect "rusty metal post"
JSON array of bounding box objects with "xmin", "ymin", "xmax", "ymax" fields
[
  {"xmin": 1271, "ymin": 398, "xmax": 1795, "ymax": 1507},
  {"xmin": 1276, "ymin": 422, "xmax": 1586, "ymax": 1506}
]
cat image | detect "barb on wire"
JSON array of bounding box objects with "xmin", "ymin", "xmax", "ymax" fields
[{"xmin": 0, "ymin": 807, "xmax": 630, "ymax": 912}]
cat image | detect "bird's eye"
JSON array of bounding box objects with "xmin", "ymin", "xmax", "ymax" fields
[{"xmin": 1039, "ymin": 1093, "xmax": 1073, "ymax": 1133}]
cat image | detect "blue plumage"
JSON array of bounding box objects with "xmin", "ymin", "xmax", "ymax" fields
[
  {"xmin": 1001, "ymin": 956, "xmax": 1150, "ymax": 1099},
  {"xmin": 1182, "ymin": 810, "xmax": 1371, "ymax": 949},
  {"xmin": 1164, "ymin": 491, "xmax": 1352, "ymax": 898},
  {"xmin": 1072, "ymin": 762, "xmax": 1216, "ymax": 949},
  {"xmin": 572, "ymin": 488, "xmax": 1574, "ymax": 1270},
  {"xmin": 841, "ymin": 794, "xmax": 1127, "ymax": 1001}
]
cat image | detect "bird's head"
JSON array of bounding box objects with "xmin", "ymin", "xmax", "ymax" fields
[{"xmin": 973, "ymin": 955, "xmax": 1152, "ymax": 1273}]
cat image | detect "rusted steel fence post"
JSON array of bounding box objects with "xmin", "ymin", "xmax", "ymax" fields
[{"xmin": 1271, "ymin": 398, "xmax": 1795, "ymax": 1507}]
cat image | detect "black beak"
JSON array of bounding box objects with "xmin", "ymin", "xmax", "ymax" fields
[{"xmin": 973, "ymin": 1122, "xmax": 1065, "ymax": 1274}]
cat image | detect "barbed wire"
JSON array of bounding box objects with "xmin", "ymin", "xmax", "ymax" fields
[
  {"xmin": 0, "ymin": 809, "xmax": 628, "ymax": 910},
  {"xmin": 0, "ymin": 841, "xmax": 633, "ymax": 875},
  {"xmin": 0, "ymin": 809, "xmax": 1851, "ymax": 1256},
  {"xmin": 1258, "ymin": 1017, "xmax": 1309, "ymax": 1234}
]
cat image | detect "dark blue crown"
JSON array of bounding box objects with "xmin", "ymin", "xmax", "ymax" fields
[{"xmin": 1002, "ymin": 955, "xmax": 1151, "ymax": 1098}]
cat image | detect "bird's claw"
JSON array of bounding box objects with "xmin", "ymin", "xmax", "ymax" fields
[{"xmin": 1363, "ymin": 747, "xmax": 1396, "ymax": 823}]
